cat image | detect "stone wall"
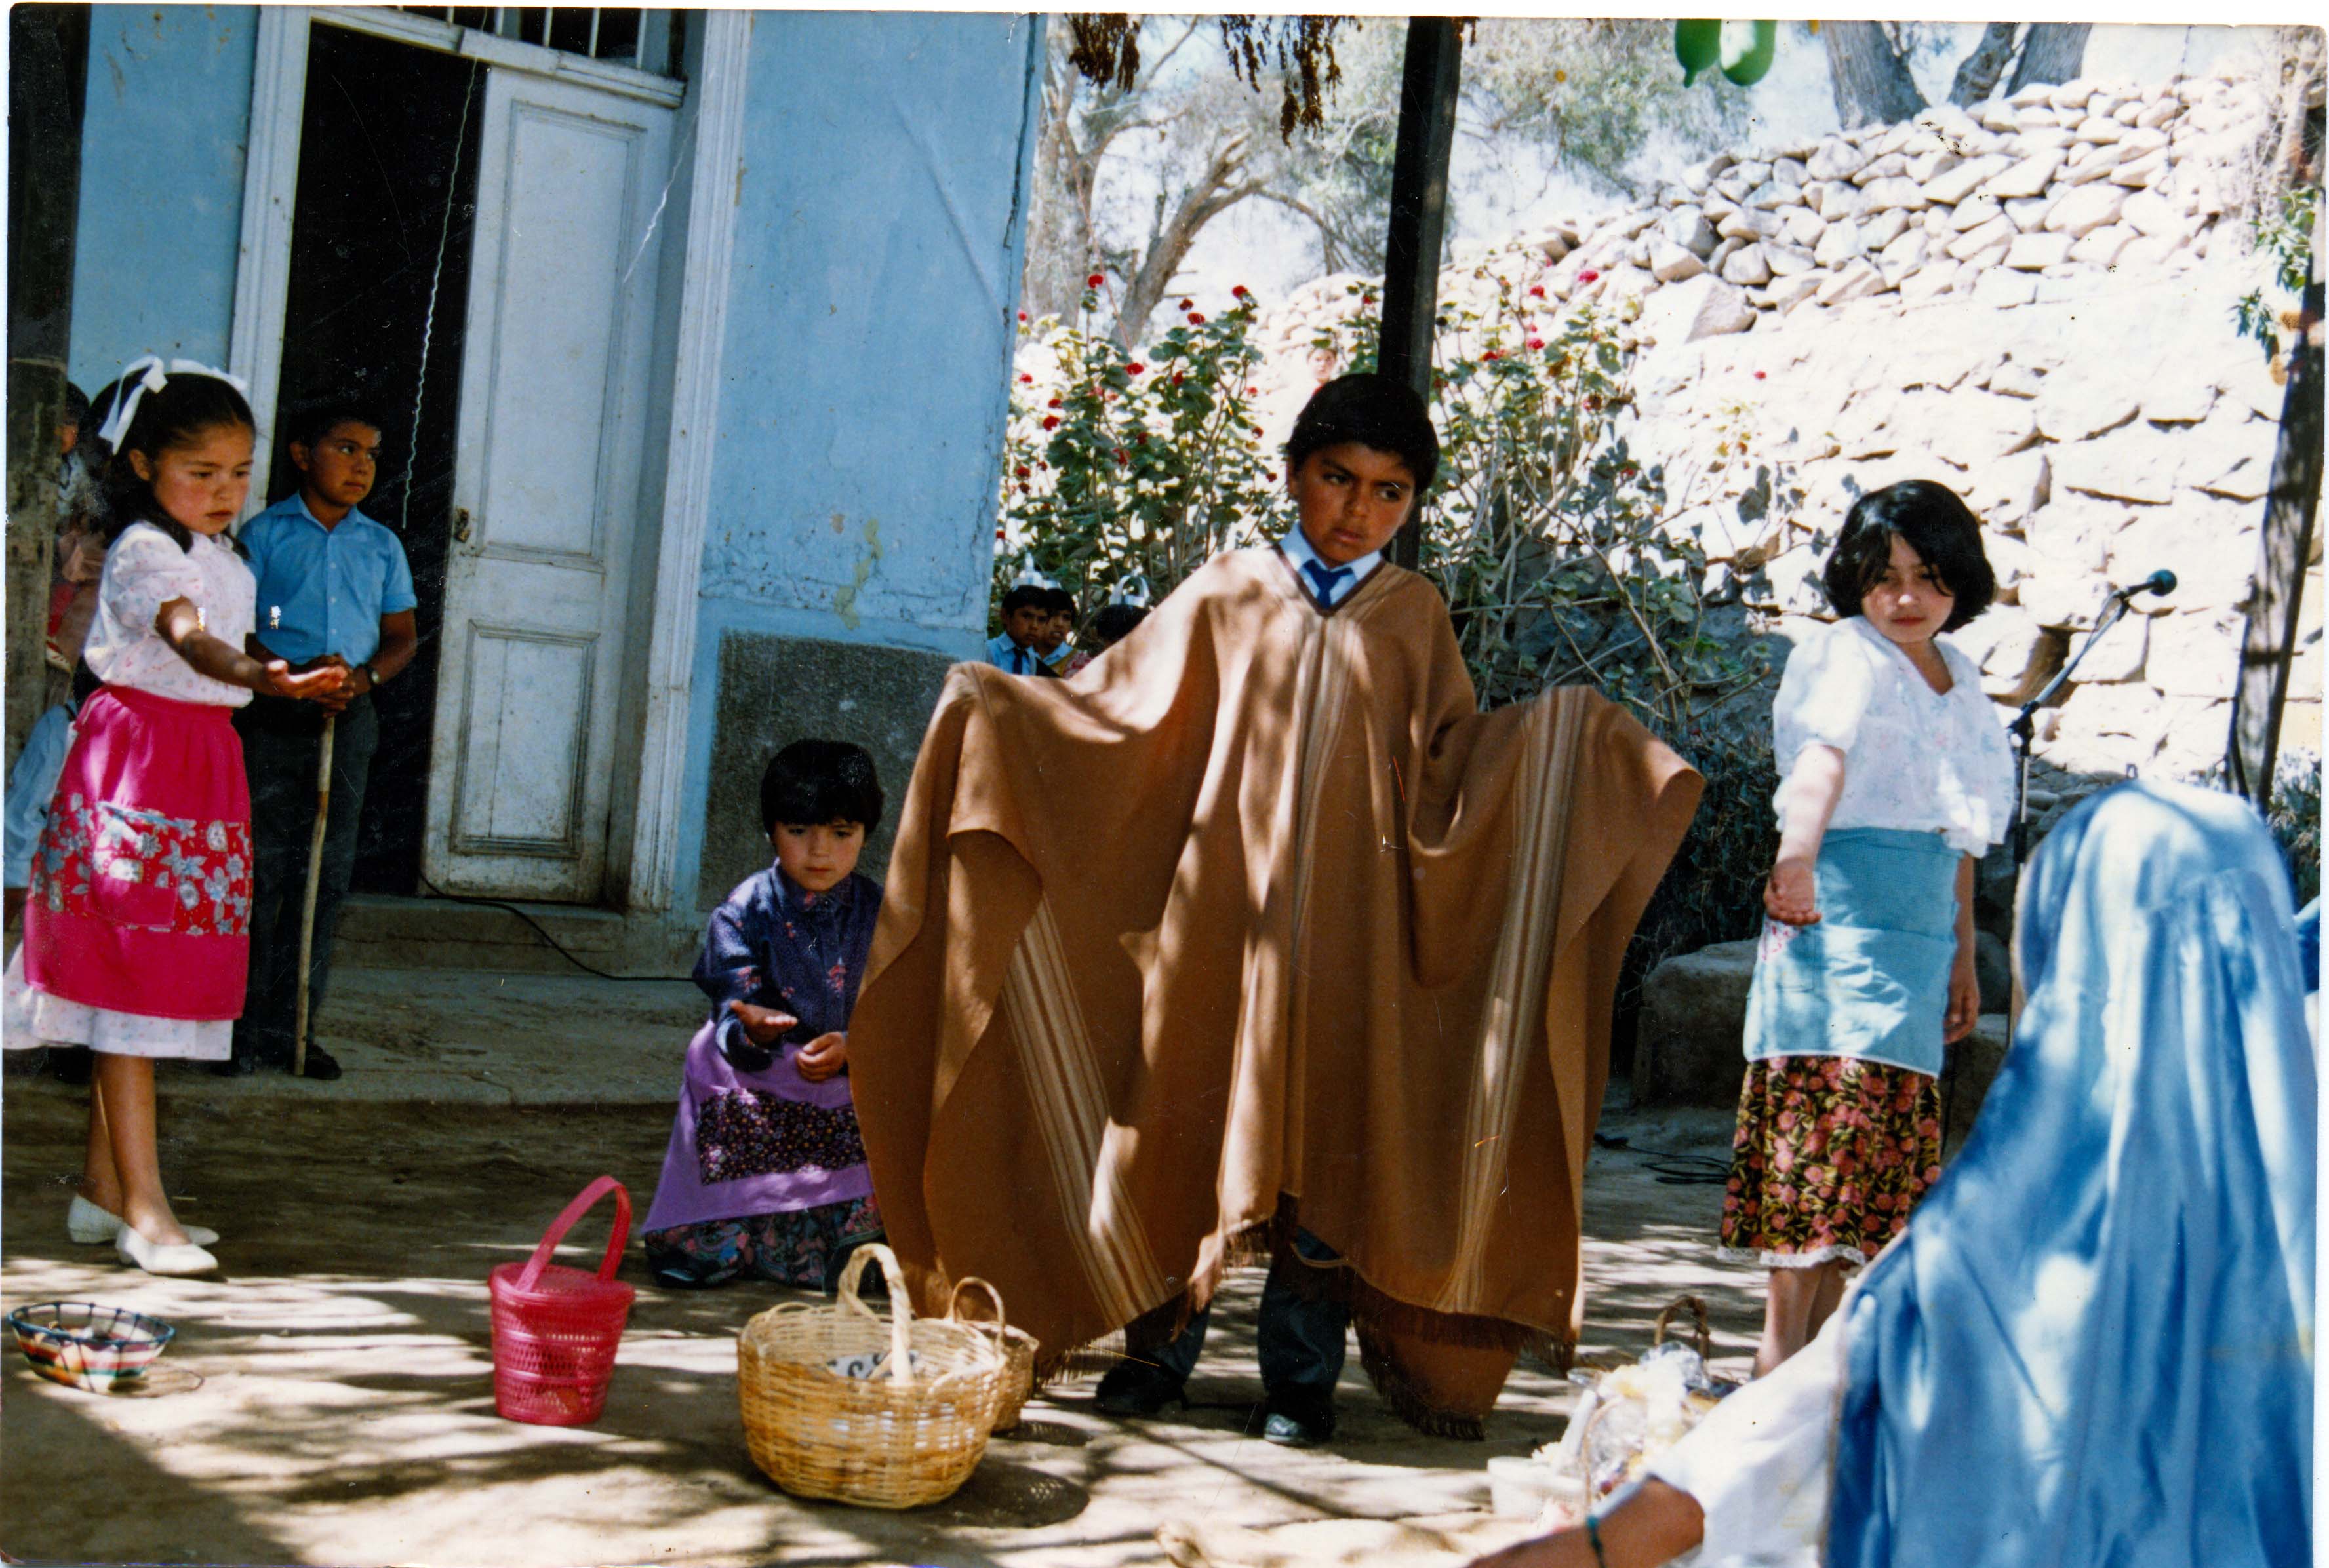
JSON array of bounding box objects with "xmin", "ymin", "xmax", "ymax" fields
[{"xmin": 1251, "ymin": 65, "xmax": 2319, "ymax": 807}]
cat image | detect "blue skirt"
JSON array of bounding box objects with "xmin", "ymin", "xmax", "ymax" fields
[{"xmin": 1742, "ymin": 827, "xmax": 1959, "ymax": 1078}]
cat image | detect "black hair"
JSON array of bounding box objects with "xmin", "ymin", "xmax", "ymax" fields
[
  {"xmin": 285, "ymin": 401, "xmax": 385, "ymax": 453},
  {"xmin": 1000, "ymin": 583, "xmax": 1047, "ymax": 616},
  {"xmin": 62, "ymin": 382, "xmax": 89, "ymax": 429},
  {"xmin": 93, "ymin": 368, "xmax": 257, "ymax": 553},
  {"xmin": 760, "ymin": 739, "xmax": 884, "ymax": 835},
  {"xmin": 1284, "ymin": 373, "xmax": 1441, "ymax": 493},
  {"xmin": 1040, "ymin": 585, "xmax": 1077, "ymax": 617},
  {"xmin": 1093, "ymin": 603, "xmax": 1149, "ymax": 648},
  {"xmin": 1822, "ymin": 479, "xmax": 1995, "ymax": 633}
]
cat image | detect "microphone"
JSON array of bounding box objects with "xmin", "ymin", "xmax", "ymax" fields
[{"xmin": 2109, "ymin": 570, "xmax": 2176, "ymax": 601}]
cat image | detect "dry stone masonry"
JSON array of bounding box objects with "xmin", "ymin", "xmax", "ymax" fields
[{"xmin": 1250, "ymin": 64, "xmax": 2319, "ymax": 796}]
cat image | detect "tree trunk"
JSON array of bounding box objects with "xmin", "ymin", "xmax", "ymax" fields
[
  {"xmin": 2006, "ymin": 23, "xmax": 2092, "ymax": 94},
  {"xmin": 1949, "ymin": 23, "xmax": 2023, "ymax": 106},
  {"xmin": 7, "ymin": 6, "xmax": 84, "ymax": 768},
  {"xmin": 1823, "ymin": 22, "xmax": 1926, "ymax": 129},
  {"xmin": 1115, "ymin": 137, "xmax": 1260, "ymax": 348}
]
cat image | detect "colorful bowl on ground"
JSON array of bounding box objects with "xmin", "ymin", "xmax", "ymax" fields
[{"xmin": 9, "ymin": 1301, "xmax": 175, "ymax": 1392}]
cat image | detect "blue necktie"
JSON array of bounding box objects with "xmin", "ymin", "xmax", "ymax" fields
[
  {"xmin": 1303, "ymin": 559, "xmax": 1351, "ymax": 610},
  {"xmin": 1012, "ymin": 647, "xmax": 1028, "ymax": 674}
]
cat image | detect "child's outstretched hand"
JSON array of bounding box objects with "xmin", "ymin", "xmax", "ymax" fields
[
  {"xmin": 795, "ymin": 1032, "xmax": 849, "ymax": 1082},
  {"xmin": 728, "ymin": 998, "xmax": 797, "ymax": 1046},
  {"xmin": 1764, "ymin": 858, "xmax": 1821, "ymax": 926},
  {"xmin": 264, "ymin": 660, "xmax": 353, "ymax": 703}
]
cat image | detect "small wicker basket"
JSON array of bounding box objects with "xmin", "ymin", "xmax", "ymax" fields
[
  {"xmin": 947, "ymin": 1276, "xmax": 1039, "ymax": 1433},
  {"xmin": 737, "ymin": 1243, "xmax": 1005, "ymax": 1508}
]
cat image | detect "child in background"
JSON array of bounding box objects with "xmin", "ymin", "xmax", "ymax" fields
[
  {"xmin": 984, "ymin": 583, "xmax": 1052, "ymax": 675},
  {"xmin": 1719, "ymin": 479, "xmax": 2012, "ymax": 1374},
  {"xmin": 3, "ymin": 358, "xmax": 348, "ymax": 1276},
  {"xmin": 1041, "ymin": 587, "xmax": 1092, "ymax": 676},
  {"xmin": 640, "ymin": 741, "xmax": 886, "ymax": 1288},
  {"xmin": 1090, "ymin": 602, "xmax": 1149, "ymax": 654},
  {"xmin": 231, "ymin": 402, "xmax": 419, "ymax": 1080}
]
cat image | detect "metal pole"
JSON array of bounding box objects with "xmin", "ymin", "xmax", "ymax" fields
[
  {"xmin": 7, "ymin": 6, "xmax": 87, "ymax": 768},
  {"xmin": 293, "ymin": 717, "xmax": 336, "ymax": 1078},
  {"xmin": 1376, "ymin": 18, "xmax": 1462, "ymax": 571},
  {"xmin": 2227, "ymin": 263, "xmax": 2323, "ymax": 808}
]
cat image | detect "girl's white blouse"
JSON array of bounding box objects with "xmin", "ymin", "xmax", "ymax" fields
[
  {"xmin": 1771, "ymin": 616, "xmax": 2014, "ymax": 857},
  {"xmin": 81, "ymin": 523, "xmax": 257, "ymax": 707}
]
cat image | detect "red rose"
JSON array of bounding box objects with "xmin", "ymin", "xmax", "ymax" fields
[
  {"xmin": 1017, "ymin": 311, "xmax": 1028, "ymax": 321},
  {"xmin": 1481, "ymin": 349, "xmax": 1502, "ymax": 362},
  {"xmin": 1526, "ymin": 337, "xmax": 1545, "ymax": 350},
  {"xmin": 1041, "ymin": 416, "xmax": 1060, "ymax": 430},
  {"xmin": 1048, "ymin": 396, "xmax": 1062, "ymax": 408},
  {"xmin": 1361, "ymin": 293, "xmax": 1378, "ymax": 305},
  {"xmin": 1232, "ymin": 284, "xmax": 1250, "ymax": 298},
  {"xmin": 1127, "ymin": 362, "xmax": 1145, "ymax": 375},
  {"xmin": 1188, "ymin": 312, "xmax": 1205, "ymax": 324},
  {"xmin": 1088, "ymin": 273, "xmax": 1105, "ymax": 288},
  {"xmin": 1134, "ymin": 432, "xmax": 1147, "ymax": 444},
  {"xmin": 1579, "ymin": 269, "xmax": 1600, "ymax": 284},
  {"xmin": 1754, "ymin": 369, "xmax": 1768, "ymax": 380},
  {"xmin": 1014, "ymin": 465, "xmax": 1031, "ymax": 479},
  {"xmin": 1018, "ymin": 372, "xmax": 1034, "ymax": 383},
  {"xmin": 1113, "ymin": 448, "xmax": 1129, "ymax": 464},
  {"xmin": 1529, "ymin": 284, "xmax": 1546, "ymax": 298},
  {"xmin": 1247, "ymin": 385, "xmax": 1259, "ymax": 395},
  {"xmin": 1178, "ymin": 298, "xmax": 1193, "ymax": 310},
  {"xmin": 1265, "ymin": 471, "xmax": 1277, "ymax": 481},
  {"xmin": 1172, "ymin": 373, "xmax": 1185, "ymax": 386}
]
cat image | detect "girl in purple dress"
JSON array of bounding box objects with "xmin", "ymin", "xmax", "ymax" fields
[{"xmin": 641, "ymin": 741, "xmax": 885, "ymax": 1289}]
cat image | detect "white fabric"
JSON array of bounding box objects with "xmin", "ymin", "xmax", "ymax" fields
[
  {"xmin": 1, "ymin": 946, "xmax": 231, "ymax": 1059},
  {"xmin": 1770, "ymin": 616, "xmax": 2012, "ymax": 856},
  {"xmin": 1277, "ymin": 526, "xmax": 1382, "ymax": 607},
  {"xmin": 1649, "ymin": 1307, "xmax": 1848, "ymax": 1568},
  {"xmin": 94, "ymin": 356, "xmax": 249, "ymax": 451},
  {"xmin": 81, "ymin": 524, "xmax": 256, "ymax": 707}
]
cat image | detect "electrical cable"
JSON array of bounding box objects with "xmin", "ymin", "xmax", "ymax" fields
[
  {"xmin": 403, "ymin": 56, "xmax": 481, "ymax": 532},
  {"xmin": 415, "ymin": 873, "xmax": 689, "ymax": 983},
  {"xmin": 1591, "ymin": 1131, "xmax": 1730, "ymax": 1185}
]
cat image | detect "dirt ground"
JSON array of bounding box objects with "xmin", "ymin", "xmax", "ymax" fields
[{"xmin": 1, "ymin": 1032, "xmax": 1762, "ymax": 1568}]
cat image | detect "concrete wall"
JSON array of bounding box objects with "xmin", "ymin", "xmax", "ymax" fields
[
  {"xmin": 69, "ymin": 6, "xmax": 256, "ymax": 390},
  {"xmin": 678, "ymin": 11, "xmax": 1044, "ymax": 909}
]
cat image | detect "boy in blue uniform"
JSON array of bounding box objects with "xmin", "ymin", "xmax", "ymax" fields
[
  {"xmin": 226, "ymin": 406, "xmax": 418, "ymax": 1078},
  {"xmin": 984, "ymin": 583, "xmax": 1054, "ymax": 675}
]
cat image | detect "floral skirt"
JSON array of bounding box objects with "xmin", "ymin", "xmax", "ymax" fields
[
  {"xmin": 1717, "ymin": 1055, "xmax": 1941, "ymax": 1270},
  {"xmin": 643, "ymin": 1194, "xmax": 881, "ymax": 1289}
]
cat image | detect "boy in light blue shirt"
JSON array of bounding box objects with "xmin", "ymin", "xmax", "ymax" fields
[{"xmin": 228, "ymin": 404, "xmax": 418, "ymax": 1079}]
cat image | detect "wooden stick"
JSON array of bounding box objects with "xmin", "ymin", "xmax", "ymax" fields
[{"xmin": 292, "ymin": 715, "xmax": 335, "ymax": 1078}]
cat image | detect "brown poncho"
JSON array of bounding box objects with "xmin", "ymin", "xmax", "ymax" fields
[{"xmin": 850, "ymin": 548, "xmax": 1700, "ymax": 1433}]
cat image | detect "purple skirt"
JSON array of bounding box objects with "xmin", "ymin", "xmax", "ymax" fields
[{"xmin": 641, "ymin": 1019, "xmax": 876, "ymax": 1234}]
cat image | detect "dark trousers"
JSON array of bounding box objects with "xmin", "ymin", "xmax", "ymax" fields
[
  {"xmin": 1144, "ymin": 1228, "xmax": 1349, "ymax": 1395},
  {"xmin": 235, "ymin": 693, "xmax": 377, "ymax": 1063}
]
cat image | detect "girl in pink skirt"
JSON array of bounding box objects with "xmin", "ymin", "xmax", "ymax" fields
[{"xmin": 7, "ymin": 359, "xmax": 348, "ymax": 1276}]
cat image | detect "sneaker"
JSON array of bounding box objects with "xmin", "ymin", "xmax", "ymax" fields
[
  {"xmin": 1258, "ymin": 1386, "xmax": 1336, "ymax": 1447},
  {"xmin": 1092, "ymin": 1359, "xmax": 1189, "ymax": 1417},
  {"xmin": 298, "ymin": 1043, "xmax": 343, "ymax": 1081}
]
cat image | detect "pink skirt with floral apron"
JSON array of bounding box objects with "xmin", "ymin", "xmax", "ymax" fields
[{"xmin": 21, "ymin": 686, "xmax": 254, "ymax": 1023}]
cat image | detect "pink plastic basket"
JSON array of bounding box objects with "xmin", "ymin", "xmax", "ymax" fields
[{"xmin": 488, "ymin": 1176, "xmax": 636, "ymax": 1426}]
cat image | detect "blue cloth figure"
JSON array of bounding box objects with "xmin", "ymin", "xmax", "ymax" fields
[
  {"xmin": 2298, "ymin": 895, "xmax": 2319, "ymax": 996},
  {"xmin": 1827, "ymin": 780, "xmax": 2315, "ymax": 1568},
  {"xmin": 3, "ymin": 702, "xmax": 76, "ymax": 890},
  {"xmin": 694, "ymin": 864, "xmax": 883, "ymax": 1072}
]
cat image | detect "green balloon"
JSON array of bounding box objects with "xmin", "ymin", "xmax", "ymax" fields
[
  {"xmin": 1673, "ymin": 19, "xmax": 1721, "ymax": 86},
  {"xmin": 1721, "ymin": 20, "xmax": 1778, "ymax": 87}
]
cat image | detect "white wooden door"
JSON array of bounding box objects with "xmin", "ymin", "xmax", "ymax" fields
[{"xmin": 422, "ymin": 68, "xmax": 672, "ymax": 900}]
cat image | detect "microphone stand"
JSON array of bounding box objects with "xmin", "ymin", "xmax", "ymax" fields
[{"xmin": 2010, "ymin": 589, "xmax": 2140, "ymax": 867}]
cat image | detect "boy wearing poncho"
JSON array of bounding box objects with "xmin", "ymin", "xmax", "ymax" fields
[{"xmin": 850, "ymin": 375, "xmax": 1701, "ymax": 1441}]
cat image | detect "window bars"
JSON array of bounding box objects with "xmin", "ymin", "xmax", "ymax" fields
[{"xmin": 394, "ymin": 8, "xmax": 675, "ymax": 76}]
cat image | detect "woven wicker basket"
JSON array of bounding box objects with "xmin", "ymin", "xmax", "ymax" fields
[
  {"xmin": 737, "ymin": 1244, "xmax": 1004, "ymax": 1508},
  {"xmin": 947, "ymin": 1276, "xmax": 1039, "ymax": 1433}
]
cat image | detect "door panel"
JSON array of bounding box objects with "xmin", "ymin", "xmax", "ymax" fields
[{"xmin": 423, "ymin": 67, "xmax": 671, "ymax": 899}]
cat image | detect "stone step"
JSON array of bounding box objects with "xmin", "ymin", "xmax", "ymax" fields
[{"xmin": 333, "ymin": 893, "xmax": 697, "ymax": 979}]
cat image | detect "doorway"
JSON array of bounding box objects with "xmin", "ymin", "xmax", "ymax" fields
[{"xmin": 271, "ymin": 23, "xmax": 484, "ymax": 895}]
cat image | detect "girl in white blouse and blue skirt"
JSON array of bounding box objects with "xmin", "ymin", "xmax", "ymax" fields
[{"xmin": 1720, "ymin": 480, "xmax": 2013, "ymax": 1376}]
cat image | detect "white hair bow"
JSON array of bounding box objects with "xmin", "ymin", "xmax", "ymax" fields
[
  {"xmin": 1109, "ymin": 573, "xmax": 1153, "ymax": 608},
  {"xmin": 1009, "ymin": 561, "xmax": 1060, "ymax": 592},
  {"xmin": 95, "ymin": 355, "xmax": 251, "ymax": 451}
]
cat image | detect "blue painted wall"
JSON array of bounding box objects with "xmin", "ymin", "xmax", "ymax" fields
[
  {"xmin": 69, "ymin": 6, "xmax": 257, "ymax": 391},
  {"xmin": 672, "ymin": 10, "xmax": 1043, "ymax": 907}
]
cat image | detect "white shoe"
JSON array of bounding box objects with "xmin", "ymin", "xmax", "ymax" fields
[
  {"xmin": 115, "ymin": 1225, "xmax": 220, "ymax": 1276},
  {"xmin": 70, "ymin": 1196, "xmax": 218, "ymax": 1249}
]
